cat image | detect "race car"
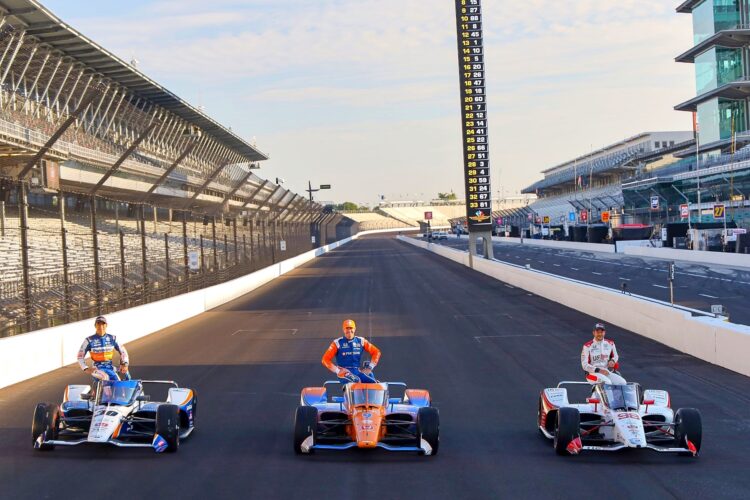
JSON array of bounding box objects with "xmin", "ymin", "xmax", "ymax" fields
[
  {"xmin": 32, "ymin": 379, "xmax": 196, "ymax": 453},
  {"xmin": 538, "ymin": 381, "xmax": 702, "ymax": 457},
  {"xmin": 294, "ymin": 381, "xmax": 439, "ymax": 455}
]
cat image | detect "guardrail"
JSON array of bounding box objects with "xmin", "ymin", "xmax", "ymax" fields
[{"xmin": 399, "ymin": 236, "xmax": 750, "ymax": 378}]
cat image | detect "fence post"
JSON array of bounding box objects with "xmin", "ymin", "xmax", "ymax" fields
[
  {"xmin": 164, "ymin": 232, "xmax": 170, "ymax": 295},
  {"xmin": 223, "ymin": 234, "xmax": 228, "ymax": 272},
  {"xmin": 211, "ymin": 217, "xmax": 218, "ymax": 272},
  {"xmin": 271, "ymin": 220, "xmax": 277, "ymax": 264},
  {"xmin": 249, "ymin": 219, "xmax": 255, "ymax": 269},
  {"xmin": 199, "ymin": 234, "xmax": 205, "ymax": 277},
  {"xmin": 90, "ymin": 195, "xmax": 102, "ymax": 315},
  {"xmin": 140, "ymin": 204, "xmax": 149, "ymax": 302},
  {"xmin": 119, "ymin": 229, "xmax": 127, "ymax": 307},
  {"xmin": 59, "ymin": 190, "xmax": 71, "ymax": 322},
  {"xmin": 233, "ymin": 218, "xmax": 238, "ymax": 266},
  {"xmin": 261, "ymin": 219, "xmax": 268, "ymax": 265},
  {"xmin": 18, "ymin": 182, "xmax": 32, "ymax": 332},
  {"xmin": 242, "ymin": 234, "xmax": 247, "ymax": 265},
  {"xmin": 182, "ymin": 211, "xmax": 189, "ymax": 290},
  {"xmin": 0, "ymin": 199, "xmax": 5, "ymax": 237}
]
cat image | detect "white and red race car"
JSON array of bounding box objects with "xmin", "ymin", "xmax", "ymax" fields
[{"xmin": 538, "ymin": 381, "xmax": 702, "ymax": 457}]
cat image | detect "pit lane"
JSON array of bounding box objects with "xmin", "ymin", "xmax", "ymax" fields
[
  {"xmin": 434, "ymin": 236, "xmax": 750, "ymax": 326},
  {"xmin": 1, "ymin": 235, "xmax": 749, "ymax": 499}
]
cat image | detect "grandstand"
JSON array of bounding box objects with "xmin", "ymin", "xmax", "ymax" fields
[
  {"xmin": 621, "ymin": 145, "xmax": 750, "ymax": 226},
  {"xmin": 339, "ymin": 211, "xmax": 405, "ymax": 231},
  {"xmin": 447, "ymin": 197, "xmax": 535, "ymax": 235},
  {"xmin": 0, "ymin": 2, "xmax": 338, "ymax": 336},
  {"xmin": 376, "ymin": 201, "xmax": 467, "ymax": 227},
  {"xmin": 522, "ymin": 132, "xmax": 693, "ymax": 225},
  {"xmin": 614, "ymin": 2, "xmax": 750, "ymax": 229}
]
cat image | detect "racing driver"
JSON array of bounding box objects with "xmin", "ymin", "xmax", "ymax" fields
[
  {"xmin": 581, "ymin": 322, "xmax": 625, "ymax": 385},
  {"xmin": 77, "ymin": 316, "xmax": 131, "ymax": 382},
  {"xmin": 322, "ymin": 319, "xmax": 381, "ymax": 384}
]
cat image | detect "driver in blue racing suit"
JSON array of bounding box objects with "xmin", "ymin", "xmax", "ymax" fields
[
  {"xmin": 322, "ymin": 319, "xmax": 381, "ymax": 384},
  {"xmin": 77, "ymin": 316, "xmax": 130, "ymax": 382}
]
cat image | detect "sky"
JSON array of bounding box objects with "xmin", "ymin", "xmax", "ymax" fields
[{"xmin": 42, "ymin": 0, "xmax": 695, "ymax": 205}]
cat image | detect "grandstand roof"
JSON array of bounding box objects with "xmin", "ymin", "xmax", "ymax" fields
[
  {"xmin": 541, "ymin": 132, "xmax": 650, "ymax": 174},
  {"xmin": 676, "ymin": 0, "xmax": 702, "ymax": 13},
  {"xmin": 675, "ymin": 29, "xmax": 750, "ymax": 63},
  {"xmin": 674, "ymin": 81, "xmax": 750, "ymax": 112},
  {"xmin": 0, "ymin": 0, "xmax": 268, "ymax": 162}
]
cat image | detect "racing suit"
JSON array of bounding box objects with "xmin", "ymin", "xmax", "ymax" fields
[
  {"xmin": 581, "ymin": 338, "xmax": 625, "ymax": 385},
  {"xmin": 322, "ymin": 336, "xmax": 381, "ymax": 384},
  {"xmin": 77, "ymin": 333, "xmax": 130, "ymax": 382}
]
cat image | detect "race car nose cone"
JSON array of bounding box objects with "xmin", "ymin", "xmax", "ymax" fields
[{"xmin": 357, "ymin": 440, "xmax": 377, "ymax": 448}]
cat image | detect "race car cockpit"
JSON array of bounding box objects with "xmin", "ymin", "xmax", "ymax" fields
[{"xmin": 596, "ymin": 383, "xmax": 639, "ymax": 411}]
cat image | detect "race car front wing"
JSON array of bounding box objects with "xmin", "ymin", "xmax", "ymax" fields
[{"xmin": 300, "ymin": 436, "xmax": 433, "ymax": 455}]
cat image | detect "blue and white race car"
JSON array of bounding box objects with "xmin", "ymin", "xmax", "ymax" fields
[{"xmin": 32, "ymin": 379, "xmax": 196, "ymax": 453}]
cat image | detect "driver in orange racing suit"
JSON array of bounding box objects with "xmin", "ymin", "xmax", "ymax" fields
[{"xmin": 322, "ymin": 319, "xmax": 381, "ymax": 384}]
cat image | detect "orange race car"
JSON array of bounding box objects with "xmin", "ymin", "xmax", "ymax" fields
[{"xmin": 293, "ymin": 381, "xmax": 439, "ymax": 456}]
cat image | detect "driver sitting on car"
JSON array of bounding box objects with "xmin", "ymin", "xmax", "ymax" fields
[
  {"xmin": 322, "ymin": 319, "xmax": 381, "ymax": 385},
  {"xmin": 77, "ymin": 316, "xmax": 131, "ymax": 383},
  {"xmin": 581, "ymin": 322, "xmax": 626, "ymax": 385}
]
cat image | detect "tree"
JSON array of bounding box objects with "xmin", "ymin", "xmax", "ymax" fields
[
  {"xmin": 336, "ymin": 201, "xmax": 360, "ymax": 211},
  {"xmin": 437, "ymin": 191, "xmax": 457, "ymax": 201}
]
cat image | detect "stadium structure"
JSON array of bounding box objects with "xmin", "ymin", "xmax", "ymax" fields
[
  {"xmin": 521, "ymin": 132, "xmax": 693, "ymax": 229},
  {"xmin": 618, "ymin": 0, "xmax": 750, "ymax": 231},
  {"xmin": 0, "ymin": 1, "xmax": 355, "ymax": 336}
]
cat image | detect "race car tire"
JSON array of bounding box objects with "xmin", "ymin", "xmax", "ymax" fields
[
  {"xmin": 673, "ymin": 408, "xmax": 702, "ymax": 457},
  {"xmin": 156, "ymin": 404, "xmax": 180, "ymax": 453},
  {"xmin": 32, "ymin": 402, "xmax": 60, "ymax": 451},
  {"xmin": 294, "ymin": 406, "xmax": 318, "ymax": 455},
  {"xmin": 417, "ymin": 407, "xmax": 440, "ymax": 456},
  {"xmin": 553, "ymin": 407, "xmax": 580, "ymax": 456}
]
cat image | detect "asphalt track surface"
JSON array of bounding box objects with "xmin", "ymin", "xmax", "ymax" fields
[
  {"xmin": 436, "ymin": 236, "xmax": 750, "ymax": 326},
  {"xmin": 1, "ymin": 235, "xmax": 750, "ymax": 499}
]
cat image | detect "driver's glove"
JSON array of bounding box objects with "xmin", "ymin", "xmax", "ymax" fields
[
  {"xmin": 362, "ymin": 361, "xmax": 376, "ymax": 371},
  {"xmin": 337, "ymin": 368, "xmax": 360, "ymax": 383}
]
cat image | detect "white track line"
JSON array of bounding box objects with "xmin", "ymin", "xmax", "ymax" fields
[
  {"xmin": 652, "ymin": 284, "xmax": 668, "ymax": 289},
  {"xmin": 474, "ymin": 335, "xmax": 542, "ymax": 343},
  {"xmin": 699, "ymin": 293, "xmax": 719, "ymax": 299},
  {"xmin": 231, "ymin": 329, "xmax": 298, "ymax": 336}
]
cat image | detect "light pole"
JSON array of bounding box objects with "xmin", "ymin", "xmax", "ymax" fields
[
  {"xmin": 306, "ymin": 181, "xmax": 330, "ymax": 251},
  {"xmin": 306, "ymin": 180, "xmax": 331, "ymax": 202}
]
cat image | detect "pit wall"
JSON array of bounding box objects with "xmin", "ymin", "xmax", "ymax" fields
[
  {"xmin": 622, "ymin": 246, "xmax": 750, "ymax": 269},
  {"xmin": 493, "ymin": 236, "xmax": 615, "ymax": 253},
  {"xmin": 0, "ymin": 227, "xmax": 413, "ymax": 390},
  {"xmin": 400, "ymin": 236, "xmax": 750, "ymax": 378},
  {"xmin": 493, "ymin": 235, "xmax": 750, "ymax": 269}
]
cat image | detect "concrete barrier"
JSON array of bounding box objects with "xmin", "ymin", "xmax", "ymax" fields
[
  {"xmin": 493, "ymin": 236, "xmax": 616, "ymax": 253},
  {"xmin": 399, "ymin": 236, "xmax": 750, "ymax": 377},
  {"xmin": 493, "ymin": 235, "xmax": 750, "ymax": 269},
  {"xmin": 623, "ymin": 245, "xmax": 750, "ymax": 269}
]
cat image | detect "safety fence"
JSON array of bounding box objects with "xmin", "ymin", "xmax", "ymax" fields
[{"xmin": 0, "ymin": 177, "xmax": 324, "ymax": 337}]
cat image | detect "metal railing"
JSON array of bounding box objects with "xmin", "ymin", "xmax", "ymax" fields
[{"xmin": 0, "ymin": 179, "xmax": 330, "ymax": 338}]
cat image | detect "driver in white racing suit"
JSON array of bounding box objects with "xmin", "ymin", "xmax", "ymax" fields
[{"xmin": 581, "ymin": 322, "xmax": 626, "ymax": 385}]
